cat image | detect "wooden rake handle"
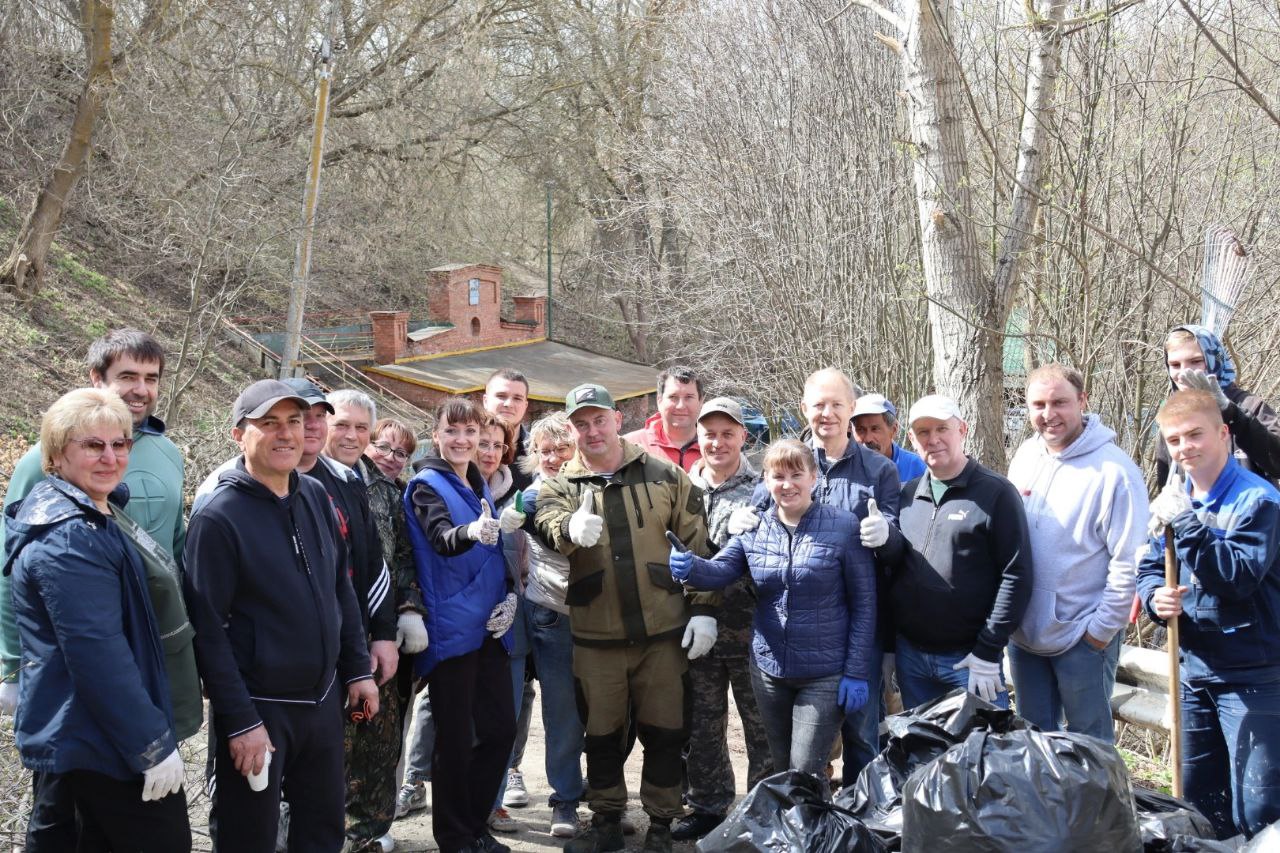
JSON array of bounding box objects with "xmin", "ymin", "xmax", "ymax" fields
[{"xmin": 1165, "ymin": 525, "xmax": 1183, "ymax": 799}]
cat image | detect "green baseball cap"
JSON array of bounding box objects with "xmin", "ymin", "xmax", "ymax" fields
[{"xmin": 565, "ymin": 383, "xmax": 617, "ymax": 415}]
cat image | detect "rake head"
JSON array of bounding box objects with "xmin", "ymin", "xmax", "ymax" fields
[{"xmin": 1200, "ymin": 224, "xmax": 1253, "ymax": 339}]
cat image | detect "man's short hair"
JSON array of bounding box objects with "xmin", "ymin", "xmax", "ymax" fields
[
  {"xmin": 656, "ymin": 365, "xmax": 704, "ymax": 399},
  {"xmin": 1026, "ymin": 363, "xmax": 1085, "ymax": 396},
  {"xmin": 1157, "ymin": 390, "xmax": 1224, "ymax": 428},
  {"xmin": 86, "ymin": 328, "xmax": 166, "ymax": 377},
  {"xmin": 803, "ymin": 367, "xmax": 855, "ymax": 400},
  {"xmin": 487, "ymin": 368, "xmax": 529, "ymax": 394},
  {"xmin": 327, "ymin": 389, "xmax": 377, "ymax": 424}
]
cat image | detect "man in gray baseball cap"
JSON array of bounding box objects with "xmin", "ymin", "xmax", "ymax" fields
[{"xmin": 231, "ymin": 379, "xmax": 311, "ymax": 426}]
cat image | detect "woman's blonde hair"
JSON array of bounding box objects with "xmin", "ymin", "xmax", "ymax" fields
[
  {"xmin": 521, "ymin": 412, "xmax": 573, "ymax": 475},
  {"xmin": 761, "ymin": 438, "xmax": 816, "ymax": 477},
  {"xmin": 40, "ymin": 388, "xmax": 133, "ymax": 474}
]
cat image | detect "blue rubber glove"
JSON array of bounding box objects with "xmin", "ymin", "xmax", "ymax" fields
[
  {"xmin": 838, "ymin": 677, "xmax": 869, "ymax": 715},
  {"xmin": 669, "ymin": 546, "xmax": 694, "ymax": 581}
]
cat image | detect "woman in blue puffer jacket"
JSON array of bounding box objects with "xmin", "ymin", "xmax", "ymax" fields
[{"xmin": 670, "ymin": 438, "xmax": 876, "ymax": 775}]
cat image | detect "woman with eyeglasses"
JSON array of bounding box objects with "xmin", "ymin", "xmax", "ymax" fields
[
  {"xmin": 509, "ymin": 412, "xmax": 585, "ymax": 837},
  {"xmin": 4, "ymin": 388, "xmax": 190, "ymax": 851},
  {"xmin": 368, "ymin": 417, "xmax": 418, "ymax": 484}
]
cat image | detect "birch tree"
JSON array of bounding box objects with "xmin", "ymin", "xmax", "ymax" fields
[{"xmin": 849, "ymin": 0, "xmax": 1069, "ymax": 464}]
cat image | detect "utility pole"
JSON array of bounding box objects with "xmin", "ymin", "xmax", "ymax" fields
[
  {"xmin": 545, "ymin": 181, "xmax": 553, "ymax": 341},
  {"xmin": 280, "ymin": 3, "xmax": 338, "ymax": 379}
]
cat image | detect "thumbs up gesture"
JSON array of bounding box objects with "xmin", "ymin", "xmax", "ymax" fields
[
  {"xmin": 466, "ymin": 499, "xmax": 501, "ymax": 546},
  {"xmin": 859, "ymin": 497, "xmax": 889, "ymax": 548},
  {"xmin": 499, "ymin": 492, "xmax": 526, "ymax": 533},
  {"xmin": 568, "ymin": 490, "xmax": 604, "ymax": 548}
]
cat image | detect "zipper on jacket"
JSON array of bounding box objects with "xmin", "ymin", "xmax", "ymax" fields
[
  {"xmin": 291, "ymin": 502, "xmax": 331, "ymax": 704},
  {"xmin": 627, "ymin": 482, "xmax": 644, "ymax": 529},
  {"xmin": 782, "ymin": 521, "xmax": 794, "ymax": 673}
]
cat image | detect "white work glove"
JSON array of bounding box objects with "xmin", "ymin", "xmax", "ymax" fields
[
  {"xmin": 1149, "ymin": 473, "xmax": 1193, "ymax": 537},
  {"xmin": 486, "ymin": 592, "xmax": 518, "ymax": 638},
  {"xmin": 396, "ymin": 613, "xmax": 429, "ymax": 654},
  {"xmin": 141, "ymin": 747, "xmax": 185, "ymax": 802},
  {"xmin": 952, "ymin": 653, "xmax": 1003, "ymax": 703},
  {"xmin": 465, "ymin": 499, "xmax": 500, "ymax": 546},
  {"xmin": 727, "ymin": 506, "xmax": 761, "ymax": 536},
  {"xmin": 499, "ymin": 504, "xmax": 526, "ymax": 534},
  {"xmin": 1178, "ymin": 369, "xmax": 1231, "ymax": 411},
  {"xmin": 860, "ymin": 498, "xmax": 889, "ymax": 549},
  {"xmin": 682, "ymin": 615, "xmax": 718, "ymax": 660},
  {"xmin": 568, "ymin": 491, "xmax": 604, "ymax": 548},
  {"xmin": 0, "ymin": 680, "xmax": 17, "ymax": 715}
]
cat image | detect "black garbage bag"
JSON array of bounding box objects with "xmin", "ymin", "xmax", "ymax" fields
[
  {"xmin": 1135, "ymin": 787, "xmax": 1218, "ymax": 849},
  {"xmin": 835, "ymin": 689, "xmax": 1028, "ymax": 849},
  {"xmin": 900, "ymin": 728, "xmax": 1142, "ymax": 853},
  {"xmin": 697, "ymin": 770, "xmax": 887, "ymax": 853},
  {"xmin": 839, "ymin": 690, "xmax": 1027, "ymax": 817}
]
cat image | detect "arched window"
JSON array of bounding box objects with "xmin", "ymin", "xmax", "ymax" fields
[{"xmin": 470, "ymin": 317, "xmax": 481, "ymax": 336}]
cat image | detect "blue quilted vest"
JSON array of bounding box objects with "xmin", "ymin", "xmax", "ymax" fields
[{"xmin": 403, "ymin": 467, "xmax": 510, "ymax": 677}]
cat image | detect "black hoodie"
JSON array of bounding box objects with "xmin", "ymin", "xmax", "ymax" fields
[{"xmin": 183, "ymin": 460, "xmax": 372, "ymax": 737}]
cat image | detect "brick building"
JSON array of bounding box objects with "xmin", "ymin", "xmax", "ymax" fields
[{"xmin": 364, "ymin": 263, "xmax": 654, "ymax": 429}]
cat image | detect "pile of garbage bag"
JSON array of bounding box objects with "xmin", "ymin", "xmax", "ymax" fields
[{"xmin": 700, "ymin": 690, "xmax": 1276, "ymax": 852}]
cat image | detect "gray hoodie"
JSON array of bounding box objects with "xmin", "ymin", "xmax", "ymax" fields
[{"xmin": 1007, "ymin": 415, "xmax": 1148, "ymax": 656}]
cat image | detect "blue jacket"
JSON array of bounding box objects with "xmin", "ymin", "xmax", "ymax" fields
[
  {"xmin": 3, "ymin": 478, "xmax": 176, "ymax": 779},
  {"xmin": 405, "ymin": 459, "xmax": 511, "ymax": 677},
  {"xmin": 1137, "ymin": 458, "xmax": 1280, "ymax": 681},
  {"xmin": 891, "ymin": 444, "xmax": 927, "ymax": 484},
  {"xmin": 684, "ymin": 502, "xmax": 875, "ymax": 681}
]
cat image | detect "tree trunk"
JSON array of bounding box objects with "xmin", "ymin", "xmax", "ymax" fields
[
  {"xmin": 0, "ymin": 0, "xmax": 115, "ymax": 300},
  {"xmin": 898, "ymin": 0, "xmax": 1066, "ymax": 468}
]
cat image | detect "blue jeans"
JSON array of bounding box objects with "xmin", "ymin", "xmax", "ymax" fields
[
  {"xmin": 403, "ymin": 685, "xmax": 436, "ymax": 785},
  {"xmin": 524, "ymin": 598, "xmax": 585, "ymax": 805},
  {"xmin": 1008, "ymin": 634, "xmax": 1120, "ymax": 742},
  {"xmin": 749, "ymin": 665, "xmax": 843, "ymax": 776},
  {"xmin": 895, "ymin": 634, "xmax": 1008, "ymax": 710},
  {"xmin": 1182, "ymin": 672, "xmax": 1280, "ymax": 839}
]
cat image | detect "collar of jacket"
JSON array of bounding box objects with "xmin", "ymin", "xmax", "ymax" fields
[
  {"xmin": 914, "ymin": 456, "xmax": 980, "ymax": 503},
  {"xmin": 689, "ymin": 454, "xmax": 756, "ymax": 491},
  {"xmin": 135, "ymin": 414, "xmax": 166, "ymax": 437}
]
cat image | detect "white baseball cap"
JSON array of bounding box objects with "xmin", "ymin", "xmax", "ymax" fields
[{"xmin": 907, "ymin": 394, "xmax": 964, "ymax": 426}]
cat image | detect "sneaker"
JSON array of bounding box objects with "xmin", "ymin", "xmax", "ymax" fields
[
  {"xmin": 671, "ymin": 811, "xmax": 723, "ymax": 841},
  {"xmin": 550, "ymin": 801, "xmax": 580, "ymax": 838},
  {"xmin": 564, "ymin": 813, "xmax": 625, "ymax": 853},
  {"xmin": 394, "ymin": 782, "xmax": 426, "ymax": 819},
  {"xmin": 620, "ymin": 811, "xmax": 637, "ymax": 835},
  {"xmin": 375, "ymin": 834, "xmax": 396, "ymax": 853},
  {"xmin": 642, "ymin": 822, "xmax": 673, "ymax": 853},
  {"xmin": 502, "ymin": 769, "xmax": 529, "ymax": 808},
  {"xmin": 487, "ymin": 807, "xmax": 519, "ymax": 833},
  {"xmin": 478, "ymin": 832, "xmax": 511, "ymax": 853}
]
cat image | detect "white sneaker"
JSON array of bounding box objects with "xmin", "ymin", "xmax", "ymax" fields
[
  {"xmin": 502, "ymin": 768, "xmax": 529, "ymax": 808},
  {"xmin": 488, "ymin": 807, "xmax": 520, "ymax": 833},
  {"xmin": 375, "ymin": 833, "xmax": 395, "ymax": 852},
  {"xmin": 394, "ymin": 782, "xmax": 426, "ymax": 819}
]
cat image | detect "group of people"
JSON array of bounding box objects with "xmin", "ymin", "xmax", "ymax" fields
[{"xmin": 0, "ymin": 321, "xmax": 1278, "ymax": 852}]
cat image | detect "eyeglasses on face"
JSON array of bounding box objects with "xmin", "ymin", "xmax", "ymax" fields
[
  {"xmin": 69, "ymin": 437, "xmax": 134, "ymax": 458},
  {"xmin": 369, "ymin": 441, "xmax": 410, "ymax": 461},
  {"xmin": 477, "ymin": 441, "xmax": 507, "ymax": 453}
]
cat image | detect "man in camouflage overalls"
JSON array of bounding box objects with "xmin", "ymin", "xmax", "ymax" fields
[{"xmin": 673, "ymin": 398, "xmax": 773, "ymax": 841}]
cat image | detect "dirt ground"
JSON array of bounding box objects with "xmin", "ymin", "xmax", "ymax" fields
[{"xmin": 380, "ymin": 687, "xmax": 757, "ymax": 853}]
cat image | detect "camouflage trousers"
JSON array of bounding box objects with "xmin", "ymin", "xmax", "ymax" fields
[
  {"xmin": 685, "ymin": 634, "xmax": 774, "ymax": 816},
  {"xmin": 343, "ymin": 677, "xmax": 402, "ymax": 852}
]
